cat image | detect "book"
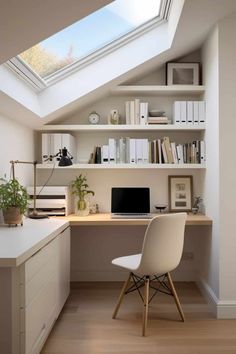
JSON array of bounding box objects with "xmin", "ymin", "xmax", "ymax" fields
[
  {"xmin": 101, "ymin": 145, "xmax": 109, "ymax": 164},
  {"xmin": 134, "ymin": 99, "xmax": 140, "ymax": 125},
  {"xmin": 193, "ymin": 101, "xmax": 199, "ymax": 124},
  {"xmin": 125, "ymin": 101, "xmax": 131, "ymax": 125},
  {"xmin": 163, "ymin": 136, "xmax": 174, "ymax": 163},
  {"xmin": 187, "ymin": 101, "xmax": 194, "ymax": 124},
  {"xmin": 171, "ymin": 142, "xmax": 178, "ymax": 164},
  {"xmin": 161, "ymin": 142, "xmax": 168, "ymax": 163},
  {"xmin": 108, "ymin": 138, "xmax": 116, "ymax": 163},
  {"xmin": 198, "ymin": 101, "xmax": 205, "ymax": 123},
  {"xmin": 180, "ymin": 101, "xmax": 187, "ymax": 124}
]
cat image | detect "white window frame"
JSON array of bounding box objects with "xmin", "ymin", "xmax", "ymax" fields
[{"xmin": 5, "ymin": 0, "xmax": 172, "ymax": 91}]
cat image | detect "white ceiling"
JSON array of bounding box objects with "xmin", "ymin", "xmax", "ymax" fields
[{"xmin": 1, "ymin": 0, "xmax": 236, "ymax": 128}]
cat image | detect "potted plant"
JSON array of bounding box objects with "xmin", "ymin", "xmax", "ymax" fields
[
  {"xmin": 71, "ymin": 174, "xmax": 94, "ymax": 216},
  {"xmin": 0, "ymin": 178, "xmax": 29, "ymax": 225}
]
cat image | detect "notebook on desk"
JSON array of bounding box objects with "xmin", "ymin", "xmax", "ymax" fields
[{"xmin": 111, "ymin": 187, "xmax": 152, "ymax": 219}]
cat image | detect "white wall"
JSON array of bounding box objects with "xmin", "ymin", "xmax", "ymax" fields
[
  {"xmin": 200, "ymin": 26, "xmax": 220, "ymax": 308},
  {"xmin": 0, "ymin": 114, "xmax": 35, "ymax": 222},
  {"xmin": 218, "ymin": 11, "xmax": 236, "ymax": 316}
]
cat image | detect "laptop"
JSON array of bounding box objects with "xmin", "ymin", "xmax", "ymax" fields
[{"xmin": 111, "ymin": 187, "xmax": 152, "ymax": 219}]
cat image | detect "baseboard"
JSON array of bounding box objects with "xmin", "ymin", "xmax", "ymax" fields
[{"xmin": 197, "ymin": 277, "xmax": 236, "ymax": 318}]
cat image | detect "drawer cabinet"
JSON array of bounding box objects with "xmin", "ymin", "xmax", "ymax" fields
[{"xmin": 18, "ymin": 227, "xmax": 70, "ymax": 354}]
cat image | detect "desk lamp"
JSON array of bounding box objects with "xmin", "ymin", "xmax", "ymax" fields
[
  {"xmin": 10, "ymin": 160, "xmax": 48, "ymax": 219},
  {"xmin": 44, "ymin": 148, "xmax": 73, "ymax": 166}
]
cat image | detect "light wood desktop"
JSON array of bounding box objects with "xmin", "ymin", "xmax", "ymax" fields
[{"xmin": 61, "ymin": 213, "xmax": 212, "ymax": 226}]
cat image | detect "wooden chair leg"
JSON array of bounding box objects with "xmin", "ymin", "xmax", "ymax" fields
[
  {"xmin": 112, "ymin": 272, "xmax": 132, "ymax": 319},
  {"xmin": 167, "ymin": 272, "xmax": 185, "ymax": 322},
  {"xmin": 142, "ymin": 276, "xmax": 150, "ymax": 336}
]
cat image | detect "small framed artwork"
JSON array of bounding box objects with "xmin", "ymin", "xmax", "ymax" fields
[
  {"xmin": 166, "ymin": 62, "xmax": 200, "ymax": 85},
  {"xmin": 168, "ymin": 175, "xmax": 193, "ymax": 212}
]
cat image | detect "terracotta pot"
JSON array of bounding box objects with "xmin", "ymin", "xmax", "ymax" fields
[{"xmin": 3, "ymin": 207, "xmax": 23, "ymax": 226}]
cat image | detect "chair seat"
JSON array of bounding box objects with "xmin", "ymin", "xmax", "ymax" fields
[{"xmin": 112, "ymin": 254, "xmax": 141, "ymax": 271}]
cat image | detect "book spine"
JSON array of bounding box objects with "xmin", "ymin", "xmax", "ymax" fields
[
  {"xmin": 173, "ymin": 101, "xmax": 181, "ymax": 124},
  {"xmin": 134, "ymin": 99, "xmax": 140, "ymax": 125},
  {"xmin": 180, "ymin": 101, "xmax": 187, "ymax": 124},
  {"xmin": 193, "ymin": 101, "xmax": 199, "ymax": 124}
]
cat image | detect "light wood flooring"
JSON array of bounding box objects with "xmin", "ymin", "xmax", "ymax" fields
[{"xmin": 41, "ymin": 282, "xmax": 236, "ymax": 354}]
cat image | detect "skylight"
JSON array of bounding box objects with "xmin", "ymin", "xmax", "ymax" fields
[{"xmin": 17, "ymin": 0, "xmax": 162, "ymax": 80}]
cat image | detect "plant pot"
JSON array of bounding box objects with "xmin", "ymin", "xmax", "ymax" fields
[
  {"xmin": 3, "ymin": 207, "xmax": 23, "ymax": 226},
  {"xmin": 76, "ymin": 199, "xmax": 90, "ymax": 216}
]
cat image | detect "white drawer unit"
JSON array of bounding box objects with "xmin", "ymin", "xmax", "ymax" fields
[{"xmin": 0, "ymin": 225, "xmax": 71, "ymax": 354}]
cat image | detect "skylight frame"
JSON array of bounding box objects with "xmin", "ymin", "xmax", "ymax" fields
[{"xmin": 5, "ymin": 0, "xmax": 172, "ymax": 91}]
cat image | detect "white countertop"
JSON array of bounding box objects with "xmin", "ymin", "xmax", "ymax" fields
[{"xmin": 0, "ymin": 218, "xmax": 69, "ymax": 267}]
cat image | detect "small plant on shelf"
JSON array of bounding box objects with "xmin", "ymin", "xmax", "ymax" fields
[
  {"xmin": 0, "ymin": 177, "xmax": 28, "ymax": 225},
  {"xmin": 71, "ymin": 174, "xmax": 94, "ymax": 216}
]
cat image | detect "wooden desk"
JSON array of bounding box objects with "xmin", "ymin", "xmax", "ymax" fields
[{"xmin": 61, "ymin": 213, "xmax": 212, "ymax": 226}]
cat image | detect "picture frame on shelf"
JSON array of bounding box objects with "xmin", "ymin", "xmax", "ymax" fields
[
  {"xmin": 168, "ymin": 175, "xmax": 193, "ymax": 212},
  {"xmin": 166, "ymin": 62, "xmax": 200, "ymax": 85}
]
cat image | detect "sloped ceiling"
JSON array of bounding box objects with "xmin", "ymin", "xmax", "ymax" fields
[
  {"xmin": 1, "ymin": 0, "xmax": 236, "ymax": 129},
  {"xmin": 0, "ymin": 0, "xmax": 112, "ymax": 64}
]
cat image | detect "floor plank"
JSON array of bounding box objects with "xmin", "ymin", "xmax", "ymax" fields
[{"xmin": 41, "ymin": 282, "xmax": 236, "ymax": 354}]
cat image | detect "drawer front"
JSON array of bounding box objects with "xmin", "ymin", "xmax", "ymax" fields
[
  {"xmin": 24, "ymin": 274, "xmax": 57, "ymax": 354},
  {"xmin": 24, "ymin": 238, "xmax": 56, "ymax": 284}
]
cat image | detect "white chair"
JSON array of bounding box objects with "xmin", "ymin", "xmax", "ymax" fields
[{"xmin": 111, "ymin": 213, "xmax": 187, "ymax": 336}]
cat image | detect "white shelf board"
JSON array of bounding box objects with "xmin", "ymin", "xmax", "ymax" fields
[
  {"xmin": 37, "ymin": 163, "xmax": 206, "ymax": 170},
  {"xmin": 41, "ymin": 124, "xmax": 205, "ymax": 132},
  {"xmin": 110, "ymin": 85, "xmax": 205, "ymax": 96}
]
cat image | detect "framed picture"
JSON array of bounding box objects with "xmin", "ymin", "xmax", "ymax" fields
[
  {"xmin": 168, "ymin": 175, "xmax": 193, "ymax": 212},
  {"xmin": 166, "ymin": 62, "xmax": 200, "ymax": 85}
]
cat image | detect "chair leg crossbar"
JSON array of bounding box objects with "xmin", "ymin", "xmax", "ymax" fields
[{"xmin": 112, "ymin": 271, "xmax": 185, "ymax": 336}]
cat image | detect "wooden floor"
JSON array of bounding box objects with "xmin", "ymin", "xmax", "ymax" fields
[{"xmin": 41, "ymin": 282, "xmax": 236, "ymax": 354}]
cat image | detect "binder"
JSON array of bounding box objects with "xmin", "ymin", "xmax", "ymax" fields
[
  {"xmin": 119, "ymin": 138, "xmax": 126, "ymax": 163},
  {"xmin": 101, "ymin": 145, "xmax": 109, "ymax": 164},
  {"xmin": 142, "ymin": 139, "xmax": 149, "ymax": 164},
  {"xmin": 193, "ymin": 101, "xmax": 199, "ymax": 124},
  {"xmin": 129, "ymin": 139, "xmax": 136, "ymax": 164},
  {"xmin": 200, "ymin": 141, "xmax": 205, "ymax": 164},
  {"xmin": 136, "ymin": 139, "xmax": 143, "ymax": 164},
  {"xmin": 198, "ymin": 101, "xmax": 205, "ymax": 123},
  {"xmin": 187, "ymin": 101, "xmax": 194, "ymax": 125},
  {"xmin": 173, "ymin": 101, "xmax": 181, "ymax": 124},
  {"xmin": 108, "ymin": 138, "xmax": 116, "ymax": 163},
  {"xmin": 140, "ymin": 102, "xmax": 148, "ymax": 125},
  {"xmin": 134, "ymin": 99, "xmax": 140, "ymax": 125},
  {"xmin": 42, "ymin": 133, "xmax": 51, "ymax": 164},
  {"xmin": 176, "ymin": 145, "xmax": 184, "ymax": 164},
  {"xmin": 180, "ymin": 101, "xmax": 187, "ymax": 124}
]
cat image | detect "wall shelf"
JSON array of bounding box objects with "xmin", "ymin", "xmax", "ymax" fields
[
  {"xmin": 110, "ymin": 85, "xmax": 205, "ymax": 96},
  {"xmin": 41, "ymin": 124, "xmax": 205, "ymax": 132},
  {"xmin": 37, "ymin": 163, "xmax": 206, "ymax": 170}
]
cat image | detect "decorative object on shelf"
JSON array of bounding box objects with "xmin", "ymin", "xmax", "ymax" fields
[
  {"xmin": 89, "ymin": 203, "xmax": 99, "ymax": 214},
  {"xmin": 168, "ymin": 175, "xmax": 193, "ymax": 212},
  {"xmin": 108, "ymin": 109, "xmax": 120, "ymax": 125},
  {"xmin": 166, "ymin": 62, "xmax": 200, "ymax": 86},
  {"xmin": 0, "ymin": 177, "xmax": 28, "ymax": 226},
  {"xmin": 192, "ymin": 196, "xmax": 203, "ymax": 214},
  {"xmin": 154, "ymin": 204, "xmax": 167, "ymax": 213},
  {"xmin": 88, "ymin": 111, "xmax": 100, "ymax": 124},
  {"xmin": 71, "ymin": 174, "xmax": 95, "ymax": 216}
]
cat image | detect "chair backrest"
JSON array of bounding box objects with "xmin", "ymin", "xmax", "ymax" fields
[{"xmin": 136, "ymin": 213, "xmax": 187, "ymax": 276}]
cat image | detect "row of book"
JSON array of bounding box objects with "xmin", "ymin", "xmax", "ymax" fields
[
  {"xmin": 89, "ymin": 138, "xmax": 205, "ymax": 165},
  {"xmin": 173, "ymin": 101, "xmax": 205, "ymax": 125}
]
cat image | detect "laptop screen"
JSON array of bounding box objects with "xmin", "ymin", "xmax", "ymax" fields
[{"xmin": 111, "ymin": 187, "xmax": 150, "ymax": 213}]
